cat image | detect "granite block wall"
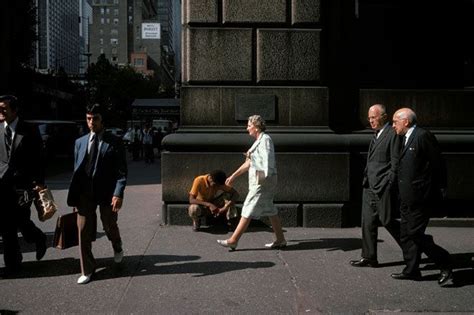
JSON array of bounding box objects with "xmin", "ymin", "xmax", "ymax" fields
[{"xmin": 163, "ymin": 1, "xmax": 474, "ymax": 228}]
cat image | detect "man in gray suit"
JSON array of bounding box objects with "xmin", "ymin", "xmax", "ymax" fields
[
  {"xmin": 67, "ymin": 104, "xmax": 127, "ymax": 284},
  {"xmin": 0, "ymin": 95, "xmax": 47, "ymax": 277},
  {"xmin": 350, "ymin": 104, "xmax": 402, "ymax": 267}
]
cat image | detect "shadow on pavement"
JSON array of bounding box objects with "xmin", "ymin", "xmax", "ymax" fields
[
  {"xmin": 282, "ymin": 238, "xmax": 362, "ymax": 252},
  {"xmin": 0, "ymin": 232, "xmax": 106, "ymax": 255},
  {"xmin": 0, "ymin": 254, "xmax": 275, "ymax": 280}
]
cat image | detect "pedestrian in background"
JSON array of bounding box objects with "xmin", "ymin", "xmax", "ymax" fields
[
  {"xmin": 0, "ymin": 95, "xmax": 47, "ymax": 277},
  {"xmin": 142, "ymin": 124, "xmax": 154, "ymax": 164},
  {"xmin": 67, "ymin": 104, "xmax": 127, "ymax": 284},
  {"xmin": 218, "ymin": 115, "xmax": 286, "ymax": 250},
  {"xmin": 350, "ymin": 104, "xmax": 402, "ymax": 268},
  {"xmin": 129, "ymin": 125, "xmax": 142, "ymax": 161},
  {"xmin": 391, "ymin": 107, "xmax": 453, "ymax": 286}
]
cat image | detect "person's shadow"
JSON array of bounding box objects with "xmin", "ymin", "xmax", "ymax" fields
[
  {"xmin": 0, "ymin": 254, "xmax": 275, "ymax": 280},
  {"xmin": 277, "ymin": 238, "xmax": 362, "ymax": 252},
  {"xmin": 0, "ymin": 232, "xmax": 106, "ymax": 255}
]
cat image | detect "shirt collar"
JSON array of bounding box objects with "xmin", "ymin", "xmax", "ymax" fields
[
  {"xmin": 405, "ymin": 125, "xmax": 417, "ymax": 142},
  {"xmin": 89, "ymin": 129, "xmax": 104, "ymax": 141},
  {"xmin": 375, "ymin": 123, "xmax": 389, "ymax": 138},
  {"xmin": 4, "ymin": 116, "xmax": 19, "ymax": 132}
]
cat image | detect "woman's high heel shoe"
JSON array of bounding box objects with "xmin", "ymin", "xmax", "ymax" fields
[
  {"xmin": 265, "ymin": 240, "xmax": 287, "ymax": 249},
  {"xmin": 217, "ymin": 239, "xmax": 237, "ymax": 251}
]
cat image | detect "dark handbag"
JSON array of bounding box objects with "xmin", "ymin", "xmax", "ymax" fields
[{"xmin": 53, "ymin": 211, "xmax": 79, "ymax": 249}]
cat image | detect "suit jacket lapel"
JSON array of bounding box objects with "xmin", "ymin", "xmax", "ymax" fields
[
  {"xmin": 401, "ymin": 128, "xmax": 417, "ymax": 157},
  {"xmin": 10, "ymin": 120, "xmax": 24, "ymax": 158},
  {"xmin": 0, "ymin": 125, "xmax": 8, "ymax": 162},
  {"xmin": 368, "ymin": 127, "xmax": 388, "ymax": 158},
  {"xmin": 75, "ymin": 136, "xmax": 88, "ymax": 172}
]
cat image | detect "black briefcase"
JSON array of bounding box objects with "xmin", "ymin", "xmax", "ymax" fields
[{"xmin": 53, "ymin": 212, "xmax": 79, "ymax": 249}]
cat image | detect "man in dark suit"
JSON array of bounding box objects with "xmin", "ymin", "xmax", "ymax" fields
[
  {"xmin": 391, "ymin": 107, "xmax": 452, "ymax": 286},
  {"xmin": 0, "ymin": 95, "xmax": 47, "ymax": 276},
  {"xmin": 67, "ymin": 104, "xmax": 127, "ymax": 284},
  {"xmin": 351, "ymin": 104, "xmax": 402, "ymax": 268}
]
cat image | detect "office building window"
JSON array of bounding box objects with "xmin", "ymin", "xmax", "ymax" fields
[
  {"xmin": 111, "ymin": 38, "xmax": 118, "ymax": 45},
  {"xmin": 112, "ymin": 56, "xmax": 118, "ymax": 62},
  {"xmin": 113, "ymin": 18, "xmax": 119, "ymax": 25},
  {"xmin": 99, "ymin": 29, "xmax": 104, "ymax": 35},
  {"xmin": 100, "ymin": 8, "xmax": 105, "ymax": 15},
  {"xmin": 101, "ymin": 18, "xmax": 105, "ymax": 24},
  {"xmin": 114, "ymin": 0, "xmax": 118, "ymax": 4},
  {"xmin": 134, "ymin": 58, "xmax": 144, "ymax": 66},
  {"xmin": 114, "ymin": 9, "xmax": 119, "ymax": 16},
  {"xmin": 100, "ymin": 48, "xmax": 104, "ymax": 54},
  {"xmin": 107, "ymin": 18, "xmax": 110, "ymax": 24},
  {"xmin": 100, "ymin": 38, "xmax": 104, "ymax": 45},
  {"xmin": 112, "ymin": 47, "xmax": 117, "ymax": 54},
  {"xmin": 111, "ymin": 29, "xmax": 118, "ymax": 36}
]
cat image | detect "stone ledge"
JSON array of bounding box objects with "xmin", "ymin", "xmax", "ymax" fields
[
  {"xmin": 162, "ymin": 132, "xmax": 474, "ymax": 152},
  {"xmin": 302, "ymin": 204, "xmax": 344, "ymax": 228}
]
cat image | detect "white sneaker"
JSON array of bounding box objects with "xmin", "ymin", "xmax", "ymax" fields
[
  {"xmin": 264, "ymin": 240, "xmax": 287, "ymax": 249},
  {"xmin": 77, "ymin": 274, "xmax": 92, "ymax": 285},
  {"xmin": 114, "ymin": 250, "xmax": 124, "ymax": 263}
]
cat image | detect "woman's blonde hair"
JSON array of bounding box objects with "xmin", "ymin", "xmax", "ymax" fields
[{"xmin": 248, "ymin": 115, "xmax": 266, "ymax": 132}]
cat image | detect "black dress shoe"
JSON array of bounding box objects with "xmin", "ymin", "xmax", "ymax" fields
[
  {"xmin": 391, "ymin": 271, "xmax": 422, "ymax": 281},
  {"xmin": 438, "ymin": 269, "xmax": 453, "ymax": 287},
  {"xmin": 36, "ymin": 234, "xmax": 47, "ymax": 261},
  {"xmin": 350, "ymin": 258, "xmax": 379, "ymax": 268}
]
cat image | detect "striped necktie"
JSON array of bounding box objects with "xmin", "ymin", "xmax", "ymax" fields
[{"xmin": 4, "ymin": 125, "xmax": 12, "ymax": 157}]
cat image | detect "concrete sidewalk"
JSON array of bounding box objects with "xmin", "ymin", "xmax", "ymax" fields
[{"xmin": 1, "ymin": 160, "xmax": 473, "ymax": 314}]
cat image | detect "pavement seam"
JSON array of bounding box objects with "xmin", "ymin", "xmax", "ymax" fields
[
  {"xmin": 114, "ymin": 223, "xmax": 161, "ymax": 313},
  {"xmin": 277, "ymin": 250, "xmax": 322, "ymax": 315}
]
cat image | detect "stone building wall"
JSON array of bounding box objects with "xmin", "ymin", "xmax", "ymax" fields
[{"xmin": 161, "ymin": 0, "xmax": 474, "ymax": 228}]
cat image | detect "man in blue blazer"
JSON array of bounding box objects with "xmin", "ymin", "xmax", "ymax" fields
[
  {"xmin": 391, "ymin": 108, "xmax": 452, "ymax": 286},
  {"xmin": 67, "ymin": 104, "xmax": 127, "ymax": 284}
]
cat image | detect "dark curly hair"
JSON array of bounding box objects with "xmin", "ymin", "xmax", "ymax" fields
[{"xmin": 210, "ymin": 170, "xmax": 227, "ymax": 185}]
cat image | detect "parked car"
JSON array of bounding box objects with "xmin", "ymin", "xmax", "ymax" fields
[
  {"xmin": 26, "ymin": 120, "xmax": 79, "ymax": 159},
  {"xmin": 106, "ymin": 127, "xmax": 124, "ymax": 137}
]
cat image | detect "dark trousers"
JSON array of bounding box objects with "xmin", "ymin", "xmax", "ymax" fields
[
  {"xmin": 361, "ymin": 187, "xmax": 401, "ymax": 260},
  {"xmin": 400, "ymin": 202, "xmax": 451, "ymax": 274},
  {"xmin": 1, "ymin": 185, "xmax": 44, "ymax": 270},
  {"xmin": 144, "ymin": 144, "xmax": 154, "ymax": 163},
  {"xmin": 76, "ymin": 189, "xmax": 122, "ymax": 275}
]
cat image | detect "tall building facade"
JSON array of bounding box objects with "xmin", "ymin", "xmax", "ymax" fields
[
  {"xmin": 89, "ymin": 0, "xmax": 130, "ymax": 66},
  {"xmin": 79, "ymin": 0, "xmax": 93, "ymax": 74},
  {"xmin": 35, "ymin": 0, "xmax": 81, "ymax": 74},
  {"xmin": 131, "ymin": 0, "xmax": 161, "ymax": 75},
  {"xmin": 88, "ymin": 0, "xmax": 180, "ymax": 88}
]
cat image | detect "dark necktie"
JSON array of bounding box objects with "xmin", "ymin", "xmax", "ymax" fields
[
  {"xmin": 85, "ymin": 134, "xmax": 98, "ymax": 177},
  {"xmin": 4, "ymin": 125, "xmax": 12, "ymax": 157}
]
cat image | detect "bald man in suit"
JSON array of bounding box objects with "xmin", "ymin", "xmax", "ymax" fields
[
  {"xmin": 350, "ymin": 104, "xmax": 402, "ymax": 268},
  {"xmin": 391, "ymin": 107, "xmax": 452, "ymax": 286}
]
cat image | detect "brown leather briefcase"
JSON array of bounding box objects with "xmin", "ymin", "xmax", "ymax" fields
[{"xmin": 53, "ymin": 212, "xmax": 79, "ymax": 249}]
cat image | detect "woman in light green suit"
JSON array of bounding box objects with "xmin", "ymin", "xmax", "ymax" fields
[{"xmin": 217, "ymin": 115, "xmax": 286, "ymax": 251}]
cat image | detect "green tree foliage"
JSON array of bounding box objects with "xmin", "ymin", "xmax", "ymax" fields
[{"xmin": 86, "ymin": 55, "xmax": 162, "ymax": 126}]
